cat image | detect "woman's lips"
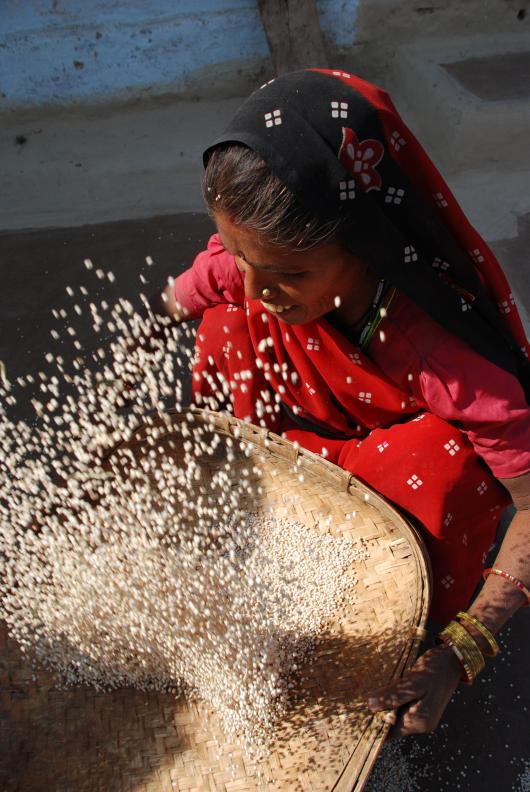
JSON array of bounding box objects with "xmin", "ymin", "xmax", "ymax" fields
[{"xmin": 260, "ymin": 300, "xmax": 295, "ymax": 315}]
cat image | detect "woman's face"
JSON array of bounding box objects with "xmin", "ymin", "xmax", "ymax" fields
[{"xmin": 215, "ymin": 213, "xmax": 378, "ymax": 326}]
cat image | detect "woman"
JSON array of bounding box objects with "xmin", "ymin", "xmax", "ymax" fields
[{"xmin": 151, "ymin": 69, "xmax": 530, "ymax": 737}]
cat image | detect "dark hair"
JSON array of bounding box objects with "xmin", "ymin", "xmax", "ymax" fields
[{"xmin": 202, "ymin": 144, "xmax": 348, "ymax": 251}]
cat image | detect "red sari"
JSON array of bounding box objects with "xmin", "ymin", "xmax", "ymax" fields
[
  {"xmin": 192, "ymin": 301, "xmax": 511, "ymax": 624},
  {"xmin": 192, "ymin": 68, "xmax": 528, "ymax": 623}
]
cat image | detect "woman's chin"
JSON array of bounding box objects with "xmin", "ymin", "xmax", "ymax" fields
[
  {"xmin": 263, "ymin": 304, "xmax": 301, "ymax": 323},
  {"xmin": 279, "ymin": 306, "xmax": 326, "ymax": 326},
  {"xmin": 277, "ymin": 306, "xmax": 306, "ymax": 324},
  {"xmin": 260, "ymin": 303, "xmax": 318, "ymax": 325}
]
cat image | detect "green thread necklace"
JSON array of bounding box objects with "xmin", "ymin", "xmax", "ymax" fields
[{"xmin": 358, "ymin": 280, "xmax": 396, "ymax": 351}]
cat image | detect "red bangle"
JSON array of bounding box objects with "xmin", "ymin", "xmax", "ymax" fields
[{"xmin": 483, "ymin": 567, "xmax": 530, "ymax": 607}]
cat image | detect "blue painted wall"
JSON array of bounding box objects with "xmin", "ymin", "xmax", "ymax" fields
[{"xmin": 0, "ymin": 0, "xmax": 359, "ymax": 108}]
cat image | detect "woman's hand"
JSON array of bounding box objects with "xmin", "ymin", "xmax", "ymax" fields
[
  {"xmin": 367, "ymin": 472, "xmax": 530, "ymax": 739},
  {"xmin": 367, "ymin": 643, "xmax": 462, "ymax": 738}
]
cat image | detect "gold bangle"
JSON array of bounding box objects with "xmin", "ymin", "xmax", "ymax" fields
[
  {"xmin": 438, "ymin": 623, "xmax": 484, "ymax": 684},
  {"xmin": 456, "ymin": 611, "xmax": 500, "ymax": 657},
  {"xmin": 437, "ymin": 621, "xmax": 485, "ymax": 684},
  {"xmin": 444, "ymin": 621, "xmax": 485, "ymax": 679},
  {"xmin": 450, "ymin": 621, "xmax": 486, "ymax": 675},
  {"xmin": 439, "ymin": 633, "xmax": 475, "ymax": 684}
]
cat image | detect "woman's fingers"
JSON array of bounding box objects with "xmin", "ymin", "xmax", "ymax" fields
[
  {"xmin": 367, "ymin": 674, "xmax": 427, "ymax": 711},
  {"xmin": 388, "ymin": 696, "xmax": 436, "ymax": 739},
  {"xmin": 367, "ymin": 646, "xmax": 463, "ymax": 737}
]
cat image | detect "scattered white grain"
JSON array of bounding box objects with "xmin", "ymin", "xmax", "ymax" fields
[{"xmin": 0, "ymin": 290, "xmax": 364, "ymax": 760}]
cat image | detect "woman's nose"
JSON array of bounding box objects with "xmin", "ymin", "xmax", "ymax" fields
[{"xmin": 243, "ymin": 267, "xmax": 276, "ymax": 301}]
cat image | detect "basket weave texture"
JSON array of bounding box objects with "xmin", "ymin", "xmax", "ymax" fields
[{"xmin": 1, "ymin": 409, "xmax": 431, "ymax": 792}]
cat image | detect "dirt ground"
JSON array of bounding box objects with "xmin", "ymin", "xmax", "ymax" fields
[{"xmin": 0, "ymin": 212, "xmax": 529, "ymax": 791}]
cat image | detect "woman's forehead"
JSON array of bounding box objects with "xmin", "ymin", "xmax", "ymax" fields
[{"xmin": 215, "ymin": 213, "xmax": 334, "ymax": 270}]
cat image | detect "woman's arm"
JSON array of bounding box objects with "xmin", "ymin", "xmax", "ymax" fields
[
  {"xmin": 130, "ymin": 279, "xmax": 190, "ymax": 345},
  {"xmin": 465, "ymin": 472, "xmax": 530, "ymax": 645},
  {"xmin": 367, "ymin": 471, "xmax": 530, "ymax": 737},
  {"xmin": 108, "ymin": 282, "xmax": 186, "ymax": 402},
  {"xmin": 146, "ymin": 282, "xmax": 186, "ymax": 323}
]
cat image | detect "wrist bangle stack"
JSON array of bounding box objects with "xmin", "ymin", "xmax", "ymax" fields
[
  {"xmin": 483, "ymin": 567, "xmax": 530, "ymax": 608},
  {"xmin": 456, "ymin": 611, "xmax": 500, "ymax": 657},
  {"xmin": 437, "ymin": 621, "xmax": 485, "ymax": 684}
]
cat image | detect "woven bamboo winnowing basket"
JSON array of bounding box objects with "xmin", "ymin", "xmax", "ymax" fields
[{"xmin": 1, "ymin": 408, "xmax": 431, "ymax": 792}]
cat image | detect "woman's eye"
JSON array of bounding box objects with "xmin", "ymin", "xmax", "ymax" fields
[{"xmin": 285, "ymin": 271, "xmax": 307, "ymax": 279}]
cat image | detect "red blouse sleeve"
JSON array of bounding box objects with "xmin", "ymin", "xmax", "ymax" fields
[
  {"xmin": 417, "ymin": 343, "xmax": 530, "ymax": 479},
  {"xmin": 173, "ymin": 234, "xmax": 244, "ymax": 319},
  {"xmin": 369, "ymin": 292, "xmax": 530, "ymax": 479}
]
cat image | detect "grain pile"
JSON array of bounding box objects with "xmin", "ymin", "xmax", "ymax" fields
[{"xmin": 0, "ymin": 267, "xmax": 364, "ymax": 756}]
